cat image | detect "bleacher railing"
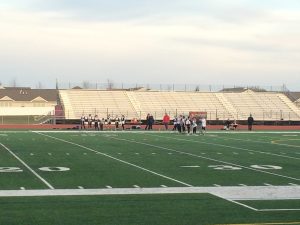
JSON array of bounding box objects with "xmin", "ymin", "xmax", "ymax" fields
[{"xmin": 57, "ymin": 83, "xmax": 289, "ymax": 93}]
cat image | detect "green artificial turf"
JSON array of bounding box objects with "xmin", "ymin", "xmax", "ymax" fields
[{"xmin": 0, "ymin": 130, "xmax": 299, "ymax": 225}]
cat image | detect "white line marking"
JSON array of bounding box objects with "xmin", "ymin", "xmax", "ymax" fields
[
  {"xmin": 233, "ymin": 152, "xmax": 239, "ymax": 155},
  {"xmin": 66, "ymin": 153, "xmax": 70, "ymax": 155},
  {"xmin": 214, "ymin": 184, "xmax": 221, "ymax": 187},
  {"xmin": 0, "ymin": 186, "xmax": 298, "ymax": 199},
  {"xmin": 109, "ymin": 135, "xmax": 300, "ymax": 182},
  {"xmin": 151, "ymin": 153, "xmax": 156, "ymax": 155},
  {"xmin": 180, "ymin": 166, "xmax": 200, "ymax": 168},
  {"xmin": 239, "ymin": 184, "xmax": 247, "ymax": 186},
  {"xmin": 78, "ymin": 186, "xmax": 84, "ymax": 189},
  {"xmin": 217, "ymin": 153, "xmax": 222, "ymax": 155},
  {"xmin": 30, "ymin": 153, "xmax": 34, "ymax": 156},
  {"xmin": 34, "ymin": 132, "xmax": 193, "ymax": 187},
  {"xmin": 133, "ymin": 185, "xmax": 140, "ymax": 188},
  {"xmin": 20, "ymin": 187, "xmax": 25, "ymax": 190},
  {"xmin": 135, "ymin": 153, "xmax": 139, "ymax": 155},
  {"xmin": 48, "ymin": 153, "xmax": 52, "ymax": 156},
  {"xmin": 289, "ymin": 183, "xmax": 298, "ymax": 186},
  {"xmin": 264, "ymin": 183, "xmax": 273, "ymax": 186},
  {"xmin": 0, "ymin": 143, "xmax": 54, "ymax": 190},
  {"xmin": 216, "ymin": 196, "xmax": 258, "ymax": 211},
  {"xmin": 258, "ymin": 208, "xmax": 300, "ymax": 212},
  {"xmin": 160, "ymin": 185, "xmax": 168, "ymax": 188}
]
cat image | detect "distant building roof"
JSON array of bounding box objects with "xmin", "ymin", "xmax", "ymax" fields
[{"xmin": 0, "ymin": 87, "xmax": 58, "ymax": 102}]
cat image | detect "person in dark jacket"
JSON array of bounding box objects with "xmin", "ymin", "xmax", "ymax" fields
[
  {"xmin": 247, "ymin": 114, "xmax": 254, "ymax": 131},
  {"xmin": 148, "ymin": 114, "xmax": 154, "ymax": 130},
  {"xmin": 145, "ymin": 113, "xmax": 150, "ymax": 130}
]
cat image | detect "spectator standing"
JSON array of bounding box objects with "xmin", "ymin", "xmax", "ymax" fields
[
  {"xmin": 80, "ymin": 115, "xmax": 85, "ymax": 130},
  {"xmin": 94, "ymin": 115, "xmax": 99, "ymax": 131},
  {"xmin": 148, "ymin": 114, "xmax": 154, "ymax": 130},
  {"xmin": 192, "ymin": 118, "xmax": 197, "ymax": 134},
  {"xmin": 248, "ymin": 114, "xmax": 254, "ymax": 131},
  {"xmin": 181, "ymin": 116, "xmax": 186, "ymax": 133},
  {"xmin": 172, "ymin": 116, "xmax": 178, "ymax": 131},
  {"xmin": 177, "ymin": 115, "xmax": 182, "ymax": 133},
  {"xmin": 145, "ymin": 113, "xmax": 150, "ymax": 130},
  {"xmin": 233, "ymin": 120, "xmax": 238, "ymax": 130},
  {"xmin": 163, "ymin": 113, "xmax": 170, "ymax": 130},
  {"xmin": 88, "ymin": 114, "xmax": 92, "ymax": 129},
  {"xmin": 115, "ymin": 115, "xmax": 120, "ymax": 130},
  {"xmin": 200, "ymin": 117, "xmax": 207, "ymax": 135},
  {"xmin": 186, "ymin": 117, "xmax": 191, "ymax": 134},
  {"xmin": 121, "ymin": 115, "xmax": 125, "ymax": 130}
]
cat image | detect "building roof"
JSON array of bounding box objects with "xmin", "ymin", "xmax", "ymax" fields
[{"xmin": 0, "ymin": 87, "xmax": 58, "ymax": 102}]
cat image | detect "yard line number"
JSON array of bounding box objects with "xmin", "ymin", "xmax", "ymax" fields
[{"xmin": 0, "ymin": 167, "xmax": 70, "ymax": 173}]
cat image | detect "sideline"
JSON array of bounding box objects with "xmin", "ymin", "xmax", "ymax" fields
[{"xmin": 0, "ymin": 186, "xmax": 299, "ymax": 212}]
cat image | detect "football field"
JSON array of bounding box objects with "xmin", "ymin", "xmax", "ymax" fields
[{"xmin": 0, "ymin": 130, "xmax": 299, "ymax": 225}]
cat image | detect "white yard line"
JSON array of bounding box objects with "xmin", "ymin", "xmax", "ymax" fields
[
  {"xmin": 34, "ymin": 132, "xmax": 193, "ymax": 187},
  {"xmin": 258, "ymin": 208, "xmax": 300, "ymax": 212},
  {"xmin": 148, "ymin": 134, "xmax": 300, "ymax": 161},
  {"xmin": 107, "ymin": 136, "xmax": 300, "ymax": 182},
  {"xmin": 0, "ymin": 143, "xmax": 54, "ymax": 190}
]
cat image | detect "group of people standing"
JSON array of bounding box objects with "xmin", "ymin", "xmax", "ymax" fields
[
  {"xmin": 80, "ymin": 114, "xmax": 126, "ymax": 130},
  {"xmin": 163, "ymin": 113, "xmax": 206, "ymax": 135}
]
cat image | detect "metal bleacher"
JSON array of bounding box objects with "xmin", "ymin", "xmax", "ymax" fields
[{"xmin": 59, "ymin": 89, "xmax": 300, "ymax": 121}]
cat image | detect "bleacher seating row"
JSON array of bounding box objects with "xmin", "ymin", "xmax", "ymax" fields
[{"xmin": 59, "ymin": 89, "xmax": 300, "ymax": 121}]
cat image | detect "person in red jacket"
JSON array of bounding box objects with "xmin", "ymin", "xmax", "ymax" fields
[{"xmin": 163, "ymin": 113, "xmax": 170, "ymax": 130}]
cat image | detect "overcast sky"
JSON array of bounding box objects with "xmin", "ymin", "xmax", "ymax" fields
[{"xmin": 0, "ymin": 0, "xmax": 300, "ymax": 90}]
